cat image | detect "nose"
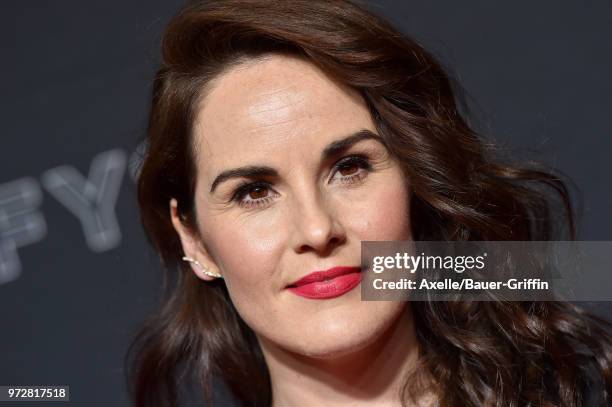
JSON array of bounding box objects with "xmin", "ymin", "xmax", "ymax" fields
[{"xmin": 290, "ymin": 191, "xmax": 346, "ymax": 256}]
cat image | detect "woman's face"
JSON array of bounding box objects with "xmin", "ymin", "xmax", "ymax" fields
[{"xmin": 172, "ymin": 54, "xmax": 412, "ymax": 358}]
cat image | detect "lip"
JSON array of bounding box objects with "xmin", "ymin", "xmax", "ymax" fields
[{"xmin": 286, "ymin": 266, "xmax": 362, "ymax": 299}]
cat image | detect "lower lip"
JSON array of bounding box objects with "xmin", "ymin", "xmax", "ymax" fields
[{"xmin": 287, "ymin": 272, "xmax": 362, "ymax": 299}]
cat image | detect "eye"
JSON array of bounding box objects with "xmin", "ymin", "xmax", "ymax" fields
[
  {"xmin": 330, "ymin": 155, "xmax": 372, "ymax": 185},
  {"xmin": 231, "ymin": 181, "xmax": 277, "ymax": 209},
  {"xmin": 230, "ymin": 155, "xmax": 372, "ymax": 210}
]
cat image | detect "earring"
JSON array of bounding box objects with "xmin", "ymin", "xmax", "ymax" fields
[{"xmin": 182, "ymin": 256, "xmax": 223, "ymax": 279}]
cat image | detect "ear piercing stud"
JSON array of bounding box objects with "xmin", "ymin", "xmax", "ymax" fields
[{"xmin": 182, "ymin": 256, "xmax": 223, "ymax": 279}]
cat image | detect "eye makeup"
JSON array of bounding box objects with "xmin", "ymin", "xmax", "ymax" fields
[{"xmin": 229, "ymin": 152, "xmax": 375, "ymax": 209}]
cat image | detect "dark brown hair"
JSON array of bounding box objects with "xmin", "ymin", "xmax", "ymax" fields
[{"xmin": 126, "ymin": 0, "xmax": 612, "ymax": 406}]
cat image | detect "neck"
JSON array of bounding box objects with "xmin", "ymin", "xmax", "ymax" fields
[{"xmin": 258, "ymin": 304, "xmax": 425, "ymax": 407}]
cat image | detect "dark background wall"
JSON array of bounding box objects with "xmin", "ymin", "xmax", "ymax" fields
[{"xmin": 1, "ymin": 1, "xmax": 610, "ymax": 406}]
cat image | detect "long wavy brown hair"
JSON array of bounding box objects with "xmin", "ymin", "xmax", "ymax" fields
[{"xmin": 126, "ymin": 0, "xmax": 612, "ymax": 406}]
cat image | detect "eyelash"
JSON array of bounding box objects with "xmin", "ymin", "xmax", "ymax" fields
[{"xmin": 230, "ymin": 154, "xmax": 372, "ymax": 209}]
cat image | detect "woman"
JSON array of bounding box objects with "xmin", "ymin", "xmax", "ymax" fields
[{"xmin": 126, "ymin": 0, "xmax": 612, "ymax": 406}]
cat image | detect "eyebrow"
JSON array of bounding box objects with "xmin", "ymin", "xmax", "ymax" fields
[{"xmin": 209, "ymin": 129, "xmax": 383, "ymax": 194}]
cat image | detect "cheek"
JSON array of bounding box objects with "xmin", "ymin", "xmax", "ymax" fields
[
  {"xmin": 202, "ymin": 216, "xmax": 283, "ymax": 306},
  {"xmin": 342, "ymin": 172, "xmax": 411, "ymax": 241},
  {"xmin": 203, "ymin": 209, "xmax": 283, "ymax": 270}
]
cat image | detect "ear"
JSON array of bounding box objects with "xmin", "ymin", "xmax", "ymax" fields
[{"xmin": 169, "ymin": 198, "xmax": 223, "ymax": 281}]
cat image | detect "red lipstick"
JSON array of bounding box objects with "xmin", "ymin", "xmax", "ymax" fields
[{"xmin": 286, "ymin": 266, "xmax": 362, "ymax": 299}]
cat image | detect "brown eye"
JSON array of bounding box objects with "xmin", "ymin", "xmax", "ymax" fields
[
  {"xmin": 338, "ymin": 163, "xmax": 359, "ymax": 176},
  {"xmin": 248, "ymin": 185, "xmax": 269, "ymax": 199},
  {"xmin": 231, "ymin": 181, "xmax": 276, "ymax": 207},
  {"xmin": 330, "ymin": 155, "xmax": 372, "ymax": 185}
]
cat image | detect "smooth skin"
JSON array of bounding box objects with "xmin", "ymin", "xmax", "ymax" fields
[{"xmin": 170, "ymin": 54, "xmax": 428, "ymax": 406}]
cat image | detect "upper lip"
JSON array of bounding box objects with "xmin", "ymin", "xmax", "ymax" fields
[{"xmin": 287, "ymin": 266, "xmax": 362, "ymax": 287}]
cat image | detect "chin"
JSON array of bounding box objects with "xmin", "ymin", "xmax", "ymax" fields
[{"xmin": 283, "ymin": 301, "xmax": 406, "ymax": 359}]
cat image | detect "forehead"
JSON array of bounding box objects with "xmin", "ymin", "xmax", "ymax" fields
[{"xmin": 192, "ymin": 54, "xmax": 376, "ymax": 177}]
